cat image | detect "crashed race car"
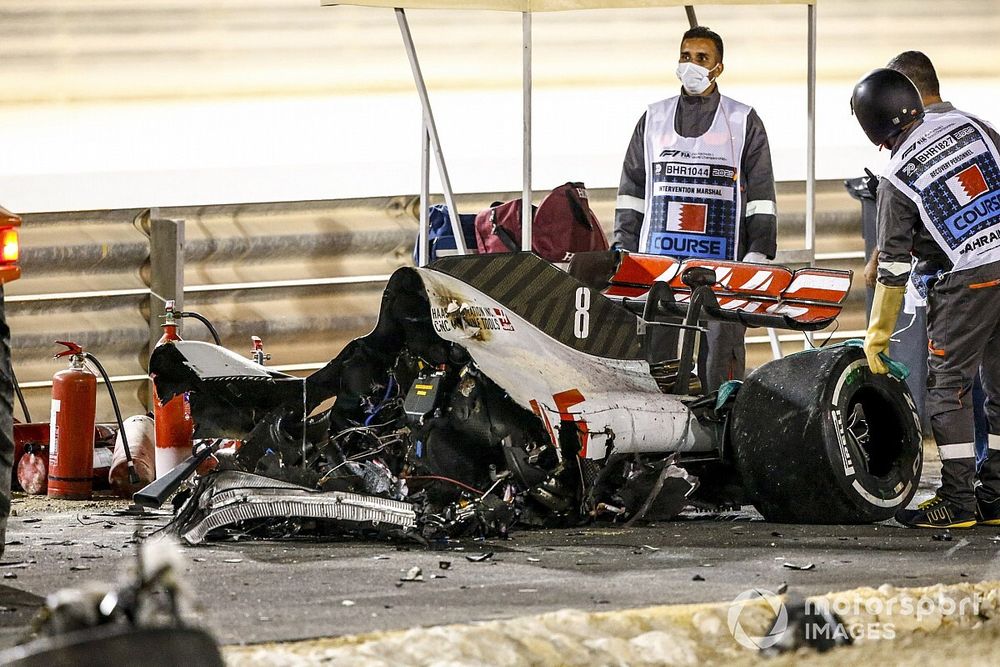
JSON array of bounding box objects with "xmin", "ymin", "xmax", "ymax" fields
[{"xmin": 148, "ymin": 251, "xmax": 923, "ymax": 544}]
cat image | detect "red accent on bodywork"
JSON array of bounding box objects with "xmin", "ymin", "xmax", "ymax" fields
[
  {"xmin": 552, "ymin": 389, "xmax": 589, "ymax": 458},
  {"xmin": 529, "ymin": 399, "xmax": 558, "ymax": 448}
]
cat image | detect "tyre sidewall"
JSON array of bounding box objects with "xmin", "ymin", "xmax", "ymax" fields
[
  {"xmin": 817, "ymin": 352, "xmax": 922, "ymax": 519},
  {"xmin": 731, "ymin": 345, "xmax": 922, "ymax": 523}
]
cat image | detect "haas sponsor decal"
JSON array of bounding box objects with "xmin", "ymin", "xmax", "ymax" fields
[
  {"xmin": 493, "ymin": 308, "xmax": 515, "ymax": 331},
  {"xmin": 666, "ymin": 202, "xmax": 708, "ymax": 233},
  {"xmin": 947, "ymin": 164, "xmax": 989, "ymax": 205}
]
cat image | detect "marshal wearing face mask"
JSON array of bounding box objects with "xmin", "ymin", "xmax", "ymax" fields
[{"xmin": 614, "ymin": 25, "xmax": 777, "ymax": 393}]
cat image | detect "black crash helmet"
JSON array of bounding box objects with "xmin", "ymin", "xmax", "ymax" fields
[{"xmin": 851, "ymin": 68, "xmax": 924, "ymax": 146}]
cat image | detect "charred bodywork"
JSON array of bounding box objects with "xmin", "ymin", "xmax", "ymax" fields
[{"xmin": 151, "ymin": 251, "xmax": 922, "ymax": 543}]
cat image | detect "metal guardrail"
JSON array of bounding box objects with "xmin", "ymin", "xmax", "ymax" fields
[{"xmin": 7, "ymin": 181, "xmax": 867, "ymax": 422}]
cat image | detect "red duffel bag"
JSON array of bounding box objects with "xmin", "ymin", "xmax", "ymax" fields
[{"xmin": 474, "ymin": 182, "xmax": 609, "ymax": 262}]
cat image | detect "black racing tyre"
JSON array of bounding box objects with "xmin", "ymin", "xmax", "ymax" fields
[
  {"xmin": 0, "ymin": 286, "xmax": 12, "ymax": 558},
  {"xmin": 730, "ymin": 344, "xmax": 922, "ymax": 524}
]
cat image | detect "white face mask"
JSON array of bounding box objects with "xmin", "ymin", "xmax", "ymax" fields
[{"xmin": 675, "ymin": 62, "xmax": 719, "ymax": 95}]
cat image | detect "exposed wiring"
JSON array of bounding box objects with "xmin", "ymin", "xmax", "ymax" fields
[
  {"xmin": 478, "ymin": 473, "xmax": 509, "ymax": 500},
  {"xmin": 316, "ymin": 428, "xmax": 407, "ymax": 484},
  {"xmin": 327, "ymin": 421, "xmax": 401, "ymax": 450},
  {"xmin": 401, "ymin": 474, "xmax": 485, "ymax": 496},
  {"xmin": 365, "ymin": 376, "xmax": 397, "ymax": 426}
]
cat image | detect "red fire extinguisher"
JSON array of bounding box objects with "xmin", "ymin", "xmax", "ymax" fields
[
  {"xmin": 48, "ymin": 342, "xmax": 140, "ymax": 500},
  {"xmin": 152, "ymin": 300, "xmax": 193, "ymax": 478},
  {"xmin": 48, "ymin": 342, "xmax": 98, "ymax": 500}
]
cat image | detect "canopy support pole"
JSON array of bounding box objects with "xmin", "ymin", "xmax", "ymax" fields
[
  {"xmin": 418, "ymin": 127, "xmax": 430, "ymax": 266},
  {"xmin": 767, "ymin": 329, "xmax": 783, "ymax": 360},
  {"xmin": 684, "ymin": 5, "xmax": 698, "ymax": 28},
  {"xmin": 396, "ymin": 7, "xmax": 467, "ymax": 262},
  {"xmin": 805, "ymin": 2, "xmax": 816, "ymax": 255},
  {"xmin": 521, "ymin": 11, "xmax": 533, "ymax": 251}
]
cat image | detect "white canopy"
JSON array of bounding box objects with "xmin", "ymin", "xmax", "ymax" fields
[
  {"xmin": 323, "ymin": 0, "xmax": 817, "ymax": 283},
  {"xmin": 323, "ymin": 0, "xmax": 812, "ymax": 11}
]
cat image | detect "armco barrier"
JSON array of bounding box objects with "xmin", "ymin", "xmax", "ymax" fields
[{"xmin": 6, "ymin": 182, "xmax": 866, "ymax": 422}]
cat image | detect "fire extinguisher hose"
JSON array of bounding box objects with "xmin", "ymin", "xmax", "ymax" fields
[
  {"xmin": 83, "ymin": 352, "xmax": 140, "ymax": 485},
  {"xmin": 179, "ymin": 311, "xmax": 221, "ymax": 346},
  {"xmin": 11, "ymin": 365, "xmax": 31, "ymax": 422}
]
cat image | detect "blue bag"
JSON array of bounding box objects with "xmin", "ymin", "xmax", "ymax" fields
[{"xmin": 412, "ymin": 204, "xmax": 478, "ymax": 265}]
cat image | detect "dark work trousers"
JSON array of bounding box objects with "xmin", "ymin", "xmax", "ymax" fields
[
  {"xmin": 890, "ymin": 304, "xmax": 990, "ymax": 464},
  {"xmin": 697, "ymin": 321, "xmax": 747, "ymax": 394},
  {"xmin": 646, "ymin": 319, "xmax": 747, "ymax": 394},
  {"xmin": 925, "ymin": 263, "xmax": 1000, "ymax": 511}
]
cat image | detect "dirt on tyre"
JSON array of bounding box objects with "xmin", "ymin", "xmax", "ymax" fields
[{"xmin": 730, "ymin": 344, "xmax": 922, "ymax": 524}]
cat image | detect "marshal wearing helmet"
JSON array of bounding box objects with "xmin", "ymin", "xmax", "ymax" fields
[{"xmin": 852, "ymin": 68, "xmax": 1000, "ymax": 529}]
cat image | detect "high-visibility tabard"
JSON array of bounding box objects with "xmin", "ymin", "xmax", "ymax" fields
[
  {"xmin": 886, "ymin": 110, "xmax": 1000, "ymax": 273},
  {"xmin": 640, "ymin": 95, "xmax": 749, "ymax": 260}
]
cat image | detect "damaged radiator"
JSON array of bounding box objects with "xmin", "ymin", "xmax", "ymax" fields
[{"xmin": 176, "ymin": 471, "xmax": 417, "ymax": 544}]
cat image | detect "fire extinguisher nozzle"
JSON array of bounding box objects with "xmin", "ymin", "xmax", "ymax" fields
[{"xmin": 127, "ymin": 462, "xmax": 140, "ymax": 485}]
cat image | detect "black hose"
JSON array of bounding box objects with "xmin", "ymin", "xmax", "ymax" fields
[
  {"xmin": 179, "ymin": 311, "xmax": 221, "ymax": 346},
  {"xmin": 10, "ymin": 365, "xmax": 31, "ymax": 422},
  {"xmin": 83, "ymin": 352, "xmax": 139, "ymax": 485}
]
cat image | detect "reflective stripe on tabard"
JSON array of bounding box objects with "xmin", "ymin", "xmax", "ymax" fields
[
  {"xmin": 884, "ymin": 110, "xmax": 1000, "ymax": 274},
  {"xmin": 938, "ymin": 442, "xmax": 976, "ymax": 460},
  {"xmin": 639, "ymin": 94, "xmax": 749, "ymax": 260},
  {"xmin": 616, "ymin": 194, "xmax": 645, "ymax": 213},
  {"xmin": 745, "ymin": 200, "xmax": 776, "ymax": 216},
  {"xmin": 990, "ymin": 434, "xmax": 1000, "ymax": 451},
  {"xmin": 878, "ymin": 261, "xmax": 912, "ymax": 276}
]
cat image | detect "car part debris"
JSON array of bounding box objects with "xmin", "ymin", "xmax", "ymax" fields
[
  {"xmin": 133, "ymin": 439, "xmax": 225, "ymax": 509},
  {"xmin": 149, "ymin": 340, "xmax": 305, "ymax": 438},
  {"xmin": 466, "ymin": 552, "xmax": 494, "ymax": 563},
  {"xmin": 0, "ymin": 538, "xmax": 223, "ymax": 667},
  {"xmin": 763, "ymin": 593, "xmax": 853, "ymax": 655},
  {"xmin": 170, "ymin": 470, "xmax": 417, "ymax": 545},
  {"xmin": 782, "ymin": 562, "xmax": 816, "ymax": 571}
]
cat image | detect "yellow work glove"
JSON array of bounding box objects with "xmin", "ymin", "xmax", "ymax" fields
[{"xmin": 864, "ymin": 281, "xmax": 905, "ymax": 374}]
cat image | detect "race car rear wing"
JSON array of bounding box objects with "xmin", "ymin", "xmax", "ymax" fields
[{"xmin": 570, "ymin": 251, "xmax": 853, "ymax": 332}]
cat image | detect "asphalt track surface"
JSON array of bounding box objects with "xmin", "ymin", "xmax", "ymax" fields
[{"xmin": 2, "ymin": 459, "xmax": 999, "ymax": 650}]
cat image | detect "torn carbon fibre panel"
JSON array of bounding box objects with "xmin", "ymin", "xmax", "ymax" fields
[
  {"xmin": 150, "ymin": 341, "xmax": 306, "ymax": 438},
  {"xmin": 171, "ymin": 470, "xmax": 416, "ymax": 544}
]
